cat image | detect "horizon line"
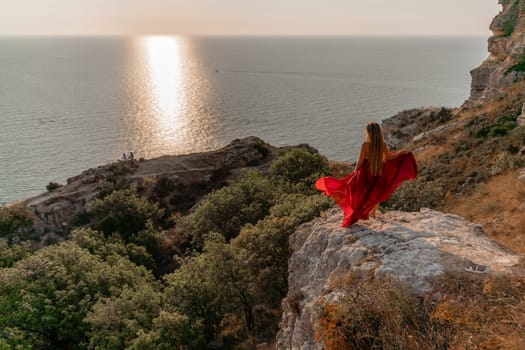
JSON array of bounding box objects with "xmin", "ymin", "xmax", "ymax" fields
[{"xmin": 0, "ymin": 33, "xmax": 491, "ymax": 38}]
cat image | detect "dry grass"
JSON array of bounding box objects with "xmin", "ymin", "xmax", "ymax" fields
[
  {"xmin": 314, "ymin": 271, "xmax": 525, "ymax": 350},
  {"xmin": 315, "ymin": 272, "xmax": 449, "ymax": 350},
  {"xmin": 414, "ymin": 143, "xmax": 450, "ymax": 165},
  {"xmin": 447, "ymin": 171, "xmax": 525, "ymax": 252},
  {"xmin": 403, "ymin": 83, "xmax": 525, "ymax": 252},
  {"xmin": 431, "ymin": 273, "xmax": 525, "ymax": 350}
]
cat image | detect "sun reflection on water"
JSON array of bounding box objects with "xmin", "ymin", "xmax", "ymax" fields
[
  {"xmin": 143, "ymin": 36, "xmax": 186, "ymax": 149},
  {"xmin": 123, "ymin": 36, "xmax": 221, "ymax": 158}
]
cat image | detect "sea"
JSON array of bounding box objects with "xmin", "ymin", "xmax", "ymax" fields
[{"xmin": 0, "ymin": 36, "xmax": 489, "ymax": 205}]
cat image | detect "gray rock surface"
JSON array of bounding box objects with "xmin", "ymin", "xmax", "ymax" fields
[
  {"xmin": 381, "ymin": 107, "xmax": 453, "ymax": 147},
  {"xmin": 518, "ymin": 103, "xmax": 525, "ymax": 126},
  {"xmin": 276, "ymin": 208, "xmax": 520, "ymax": 350}
]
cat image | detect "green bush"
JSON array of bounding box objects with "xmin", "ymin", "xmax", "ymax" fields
[
  {"xmin": 165, "ymin": 233, "xmax": 250, "ymax": 341},
  {"xmin": 71, "ymin": 227, "xmax": 156, "ymax": 269},
  {"xmin": 127, "ymin": 311, "xmax": 207, "ymax": 350},
  {"xmin": 270, "ymin": 148, "xmax": 329, "ymax": 191},
  {"xmin": 46, "ymin": 181, "xmax": 62, "ymax": 191},
  {"xmin": 269, "ymin": 193, "xmax": 333, "ymax": 223},
  {"xmin": 0, "ymin": 240, "xmax": 33, "ymax": 268},
  {"xmin": 86, "ymin": 285, "xmax": 162, "ymax": 350},
  {"xmin": 88, "ymin": 189, "xmax": 164, "ymax": 240},
  {"xmin": 233, "ymin": 217, "xmax": 296, "ymax": 309},
  {"xmin": 476, "ymin": 115, "xmax": 518, "ymax": 138},
  {"xmin": 0, "ymin": 327, "xmax": 38, "ymax": 349},
  {"xmin": 179, "ymin": 170, "xmax": 276, "ymax": 247},
  {"xmin": 383, "ymin": 178, "xmax": 445, "ymax": 212},
  {"xmin": 0, "ymin": 207, "xmax": 33, "ymax": 238},
  {"xmin": 506, "ymin": 55, "xmax": 525, "ymax": 73},
  {"xmin": 0, "ymin": 241, "xmax": 155, "ymax": 349}
]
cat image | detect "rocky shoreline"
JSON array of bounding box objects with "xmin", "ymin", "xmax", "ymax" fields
[{"xmin": 6, "ymin": 137, "xmax": 320, "ymax": 244}]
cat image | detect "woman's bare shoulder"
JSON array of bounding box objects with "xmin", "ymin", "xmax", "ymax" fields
[{"xmin": 360, "ymin": 142, "xmax": 370, "ymax": 158}]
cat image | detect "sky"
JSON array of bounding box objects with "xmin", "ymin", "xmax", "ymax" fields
[{"xmin": 0, "ymin": 0, "xmax": 501, "ymax": 36}]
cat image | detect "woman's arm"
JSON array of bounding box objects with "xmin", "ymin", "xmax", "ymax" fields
[
  {"xmin": 384, "ymin": 147, "xmax": 410, "ymax": 160},
  {"xmin": 382, "ymin": 142, "xmax": 411, "ymax": 160},
  {"xmin": 355, "ymin": 142, "xmax": 369, "ymax": 170}
]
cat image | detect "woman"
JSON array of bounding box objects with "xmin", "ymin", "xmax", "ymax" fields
[{"xmin": 316, "ymin": 122, "xmax": 417, "ymax": 227}]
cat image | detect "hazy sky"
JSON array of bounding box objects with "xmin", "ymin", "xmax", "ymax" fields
[{"xmin": 1, "ymin": 0, "xmax": 501, "ymax": 36}]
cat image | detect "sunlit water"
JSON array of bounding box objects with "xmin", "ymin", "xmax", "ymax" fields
[{"xmin": 0, "ymin": 36, "xmax": 488, "ymax": 204}]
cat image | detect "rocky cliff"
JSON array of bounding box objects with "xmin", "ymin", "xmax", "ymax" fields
[
  {"xmin": 468, "ymin": 0, "xmax": 525, "ymax": 105},
  {"xmin": 16, "ymin": 137, "xmax": 317, "ymax": 240},
  {"xmin": 276, "ymin": 208, "xmax": 521, "ymax": 349}
]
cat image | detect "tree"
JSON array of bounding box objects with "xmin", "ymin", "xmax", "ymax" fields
[
  {"xmin": 127, "ymin": 311, "xmax": 207, "ymax": 350},
  {"xmin": 0, "ymin": 240, "xmax": 33, "ymax": 268},
  {"xmin": 270, "ymin": 148, "xmax": 328, "ymax": 192},
  {"xmin": 70, "ymin": 227, "xmax": 156, "ymax": 270},
  {"xmin": 164, "ymin": 233, "xmax": 253, "ymax": 341},
  {"xmin": 88, "ymin": 189, "xmax": 164, "ymax": 240},
  {"xmin": 0, "ymin": 241, "xmax": 155, "ymax": 349},
  {"xmin": 178, "ymin": 170, "xmax": 276, "ymax": 248},
  {"xmin": 85, "ymin": 285, "xmax": 162, "ymax": 349}
]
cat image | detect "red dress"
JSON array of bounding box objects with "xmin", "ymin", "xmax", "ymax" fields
[{"xmin": 315, "ymin": 153, "xmax": 418, "ymax": 227}]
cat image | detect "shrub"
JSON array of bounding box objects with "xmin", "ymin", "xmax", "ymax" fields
[
  {"xmin": 431, "ymin": 273, "xmax": 525, "ymax": 349},
  {"xmin": 490, "ymin": 151, "xmax": 524, "ymax": 176},
  {"xmin": 106, "ymin": 159, "xmax": 139, "ymax": 180},
  {"xmin": 475, "ymin": 115, "xmax": 518, "ymax": 138},
  {"xmin": 272, "ymin": 192, "xmax": 333, "ymax": 217},
  {"xmin": 96, "ymin": 160, "xmax": 138, "ymax": 198},
  {"xmin": 88, "ymin": 189, "xmax": 164, "ymax": 239},
  {"xmin": 153, "ymin": 175, "xmax": 176, "ymax": 199},
  {"xmin": 0, "ymin": 240, "xmax": 33, "ymax": 268},
  {"xmin": 178, "ymin": 170, "xmax": 276, "ymax": 247},
  {"xmin": 164, "ymin": 233, "xmax": 251, "ymax": 341},
  {"xmin": 46, "ymin": 181, "xmax": 62, "ymax": 191},
  {"xmin": 314, "ymin": 272, "xmax": 446, "ymax": 350},
  {"xmin": 383, "ymin": 177, "xmax": 445, "ymax": 212},
  {"xmin": 127, "ymin": 311, "xmax": 207, "ymax": 350},
  {"xmin": 0, "ymin": 206, "xmax": 33, "ymax": 238},
  {"xmin": 71, "ymin": 227, "xmax": 156, "ymax": 269},
  {"xmin": 506, "ymin": 55, "xmax": 525, "ymax": 73},
  {"xmin": 0, "ymin": 241, "xmax": 155, "ymax": 349},
  {"xmin": 270, "ymin": 148, "xmax": 329, "ymax": 190},
  {"xmin": 233, "ymin": 217, "xmax": 296, "ymax": 308},
  {"xmin": 86, "ymin": 285, "xmax": 162, "ymax": 350}
]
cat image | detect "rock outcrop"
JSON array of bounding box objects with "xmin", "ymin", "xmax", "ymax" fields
[
  {"xmin": 276, "ymin": 208, "xmax": 520, "ymax": 349},
  {"xmin": 468, "ymin": 0, "xmax": 525, "ymax": 105},
  {"xmin": 381, "ymin": 107, "xmax": 454, "ymax": 147},
  {"xmin": 18, "ymin": 137, "xmax": 315, "ymax": 238}
]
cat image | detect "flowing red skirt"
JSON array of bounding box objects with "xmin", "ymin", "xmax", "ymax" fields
[{"xmin": 315, "ymin": 153, "xmax": 418, "ymax": 227}]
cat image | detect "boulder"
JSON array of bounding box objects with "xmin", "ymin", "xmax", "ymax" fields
[{"xmin": 276, "ymin": 208, "xmax": 520, "ymax": 349}]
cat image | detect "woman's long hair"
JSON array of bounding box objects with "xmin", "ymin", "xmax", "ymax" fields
[{"xmin": 366, "ymin": 122, "xmax": 388, "ymax": 176}]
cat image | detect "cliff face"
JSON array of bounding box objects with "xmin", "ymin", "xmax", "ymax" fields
[
  {"xmin": 468, "ymin": 0, "xmax": 525, "ymax": 105},
  {"xmin": 276, "ymin": 208, "xmax": 520, "ymax": 349}
]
